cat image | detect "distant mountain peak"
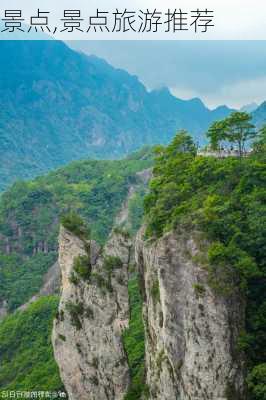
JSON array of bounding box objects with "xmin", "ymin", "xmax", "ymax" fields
[
  {"xmin": 213, "ymin": 104, "xmax": 234, "ymax": 113},
  {"xmin": 240, "ymin": 102, "xmax": 258, "ymax": 113},
  {"xmin": 0, "ymin": 40, "xmax": 232, "ymax": 191}
]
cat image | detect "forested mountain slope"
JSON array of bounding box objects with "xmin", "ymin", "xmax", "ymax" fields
[
  {"xmin": 0, "ymin": 40, "xmax": 232, "ymax": 191},
  {"xmin": 142, "ymin": 132, "xmax": 266, "ymax": 399},
  {"xmin": 0, "ymin": 149, "xmax": 152, "ymax": 311}
]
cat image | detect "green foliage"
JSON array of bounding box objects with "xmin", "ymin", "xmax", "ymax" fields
[
  {"xmin": 123, "ymin": 276, "xmax": 147, "ymax": 400},
  {"xmin": 113, "ymin": 226, "xmax": 131, "ymax": 238},
  {"xmin": 103, "ymin": 256, "xmax": 123, "ymax": 272},
  {"xmin": 65, "ymin": 301, "xmax": 84, "ymax": 330},
  {"xmin": 0, "ymin": 155, "xmax": 152, "ymax": 309},
  {"xmin": 96, "ymin": 256, "xmax": 124, "ymax": 293},
  {"xmin": 247, "ymin": 364, "xmax": 266, "ymax": 400},
  {"xmin": 91, "ymin": 272, "xmax": 108, "ymax": 291},
  {"xmin": 253, "ymin": 126, "xmax": 266, "ymax": 158},
  {"xmin": 207, "ymin": 111, "xmax": 256, "ymax": 155},
  {"xmin": 73, "ymin": 255, "xmax": 91, "ymax": 281},
  {"xmin": 69, "ymin": 272, "xmax": 79, "ymax": 286},
  {"xmin": 0, "ymin": 296, "xmax": 63, "ymax": 391},
  {"xmin": 193, "ymin": 283, "xmax": 206, "ymax": 297},
  {"xmin": 166, "ymin": 130, "xmax": 197, "ymax": 156},
  {"xmin": 0, "ymin": 252, "xmax": 57, "ymax": 311},
  {"xmin": 89, "ymin": 257, "xmax": 123, "ymax": 294},
  {"xmin": 128, "ymin": 191, "xmax": 146, "ymax": 235},
  {"xmin": 144, "ymin": 131, "xmax": 266, "ymax": 398},
  {"xmin": 61, "ymin": 212, "xmax": 90, "ymax": 241}
]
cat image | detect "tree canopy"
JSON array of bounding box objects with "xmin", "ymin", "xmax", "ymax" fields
[{"xmin": 207, "ymin": 111, "xmax": 256, "ymax": 156}]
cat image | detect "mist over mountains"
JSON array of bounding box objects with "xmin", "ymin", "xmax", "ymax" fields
[{"xmin": 0, "ymin": 39, "xmax": 257, "ymax": 191}]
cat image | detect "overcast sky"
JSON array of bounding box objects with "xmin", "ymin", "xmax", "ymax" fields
[
  {"xmin": 4, "ymin": 0, "xmax": 265, "ymax": 108},
  {"xmin": 68, "ymin": 41, "xmax": 266, "ymax": 110}
]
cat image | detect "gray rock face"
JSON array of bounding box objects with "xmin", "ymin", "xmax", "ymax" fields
[
  {"xmin": 52, "ymin": 227, "xmax": 131, "ymax": 400},
  {"xmin": 135, "ymin": 228, "xmax": 246, "ymax": 400},
  {"xmin": 18, "ymin": 261, "xmax": 60, "ymax": 312},
  {"xmin": 0, "ymin": 300, "xmax": 8, "ymax": 320}
]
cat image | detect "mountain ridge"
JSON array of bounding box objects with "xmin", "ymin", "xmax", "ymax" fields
[{"xmin": 0, "ymin": 40, "xmax": 233, "ymax": 191}]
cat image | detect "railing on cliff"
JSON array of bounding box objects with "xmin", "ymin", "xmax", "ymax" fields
[{"xmin": 197, "ymin": 149, "xmax": 252, "ymax": 158}]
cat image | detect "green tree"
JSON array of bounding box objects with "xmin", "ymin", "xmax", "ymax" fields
[
  {"xmin": 253, "ymin": 125, "xmax": 266, "ymax": 156},
  {"xmin": 224, "ymin": 112, "xmax": 256, "ymax": 156},
  {"xmin": 166, "ymin": 130, "xmax": 197, "ymax": 157},
  {"xmin": 207, "ymin": 112, "xmax": 256, "ymax": 156},
  {"xmin": 207, "ymin": 120, "xmax": 227, "ymax": 151}
]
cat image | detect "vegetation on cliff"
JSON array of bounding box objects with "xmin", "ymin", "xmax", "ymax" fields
[
  {"xmin": 144, "ymin": 122, "xmax": 266, "ymax": 399},
  {"xmin": 123, "ymin": 276, "xmax": 147, "ymax": 400},
  {"xmin": 0, "ymin": 152, "xmax": 152, "ymax": 311}
]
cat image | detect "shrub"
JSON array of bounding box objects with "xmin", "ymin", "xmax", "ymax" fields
[
  {"xmin": 61, "ymin": 212, "xmax": 90, "ymax": 241},
  {"xmin": 247, "ymin": 363, "xmax": 266, "ymax": 400},
  {"xmin": 65, "ymin": 301, "xmax": 84, "ymax": 330},
  {"xmin": 103, "ymin": 256, "xmax": 123, "ymax": 272},
  {"xmin": 193, "ymin": 283, "xmax": 206, "ymax": 297},
  {"xmin": 73, "ymin": 255, "xmax": 91, "ymax": 281},
  {"xmin": 69, "ymin": 272, "xmax": 79, "ymax": 285}
]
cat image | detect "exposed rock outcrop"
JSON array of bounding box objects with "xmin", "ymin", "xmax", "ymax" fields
[
  {"xmin": 18, "ymin": 261, "xmax": 60, "ymax": 312},
  {"xmin": 135, "ymin": 228, "xmax": 246, "ymax": 400},
  {"xmin": 52, "ymin": 226, "xmax": 131, "ymax": 400},
  {"xmin": 0, "ymin": 300, "xmax": 8, "ymax": 320}
]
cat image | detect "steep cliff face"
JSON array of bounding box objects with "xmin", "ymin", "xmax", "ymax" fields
[
  {"xmin": 135, "ymin": 228, "xmax": 246, "ymax": 400},
  {"xmin": 52, "ymin": 226, "xmax": 132, "ymax": 400}
]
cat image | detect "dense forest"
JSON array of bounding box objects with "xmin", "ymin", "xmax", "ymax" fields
[
  {"xmin": 0, "ymin": 111, "xmax": 265, "ymax": 398},
  {"xmin": 144, "ymin": 115, "xmax": 266, "ymax": 399},
  {"xmin": 0, "ymin": 296, "xmax": 62, "ymax": 391}
]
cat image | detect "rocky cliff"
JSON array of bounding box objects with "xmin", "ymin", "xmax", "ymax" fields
[
  {"xmin": 135, "ymin": 228, "xmax": 246, "ymax": 400},
  {"xmin": 53, "ymin": 222, "xmax": 247, "ymax": 400},
  {"xmin": 52, "ymin": 226, "xmax": 132, "ymax": 400}
]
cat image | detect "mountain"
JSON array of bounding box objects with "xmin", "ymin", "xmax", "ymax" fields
[
  {"xmin": 50, "ymin": 135, "xmax": 265, "ymax": 400},
  {"xmin": 252, "ymin": 101, "xmax": 266, "ymax": 127},
  {"xmin": 0, "ymin": 40, "xmax": 232, "ymax": 191},
  {"xmin": 240, "ymin": 102, "xmax": 258, "ymax": 113},
  {"xmin": 0, "ymin": 149, "xmax": 152, "ymax": 311},
  {"xmin": 0, "ymin": 135, "xmax": 265, "ymax": 398},
  {"xmin": 0, "ymin": 150, "xmax": 151, "ymax": 393}
]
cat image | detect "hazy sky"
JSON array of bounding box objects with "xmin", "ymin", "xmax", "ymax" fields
[{"xmin": 69, "ymin": 41, "xmax": 266, "ymax": 109}]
